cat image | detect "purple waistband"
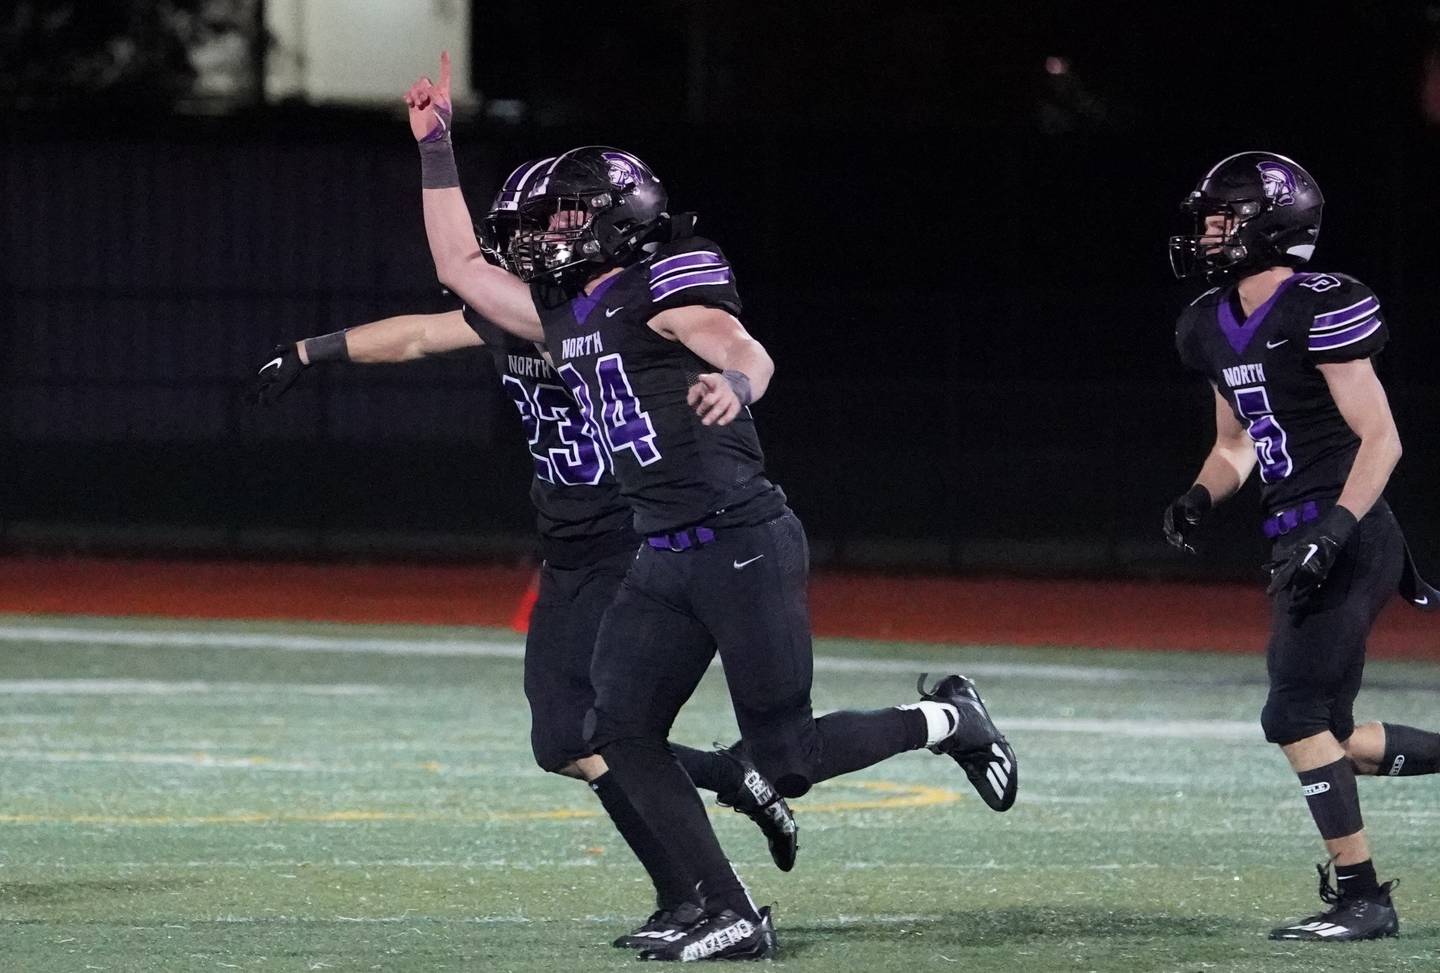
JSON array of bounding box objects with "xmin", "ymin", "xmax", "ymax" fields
[
  {"xmin": 647, "ymin": 526, "xmax": 717, "ymax": 552},
  {"xmin": 1262, "ymin": 501, "xmax": 1321, "ymax": 539}
]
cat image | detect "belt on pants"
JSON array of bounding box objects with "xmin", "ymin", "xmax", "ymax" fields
[
  {"xmin": 646, "ymin": 526, "xmax": 717, "ymax": 552},
  {"xmin": 1262, "ymin": 501, "xmax": 1321, "ymax": 539}
]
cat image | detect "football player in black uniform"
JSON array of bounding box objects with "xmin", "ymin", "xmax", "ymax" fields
[
  {"xmin": 250, "ymin": 155, "xmax": 800, "ymax": 951},
  {"xmin": 404, "ymin": 55, "xmax": 1019, "ymax": 961},
  {"xmin": 1166, "ymin": 151, "xmax": 1440, "ymax": 942}
]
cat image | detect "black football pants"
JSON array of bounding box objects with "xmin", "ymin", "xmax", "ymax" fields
[
  {"xmin": 1261, "ymin": 499, "xmax": 1405, "ymax": 745},
  {"xmin": 585, "ymin": 509, "xmax": 925, "ymax": 902}
]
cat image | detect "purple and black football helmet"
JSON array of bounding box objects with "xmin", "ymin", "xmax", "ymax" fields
[
  {"xmin": 1169, "ymin": 151, "xmax": 1323, "ymax": 280},
  {"xmin": 479, "ymin": 157, "xmax": 555, "ymax": 274},
  {"xmin": 512, "ymin": 146, "xmax": 668, "ymax": 286}
]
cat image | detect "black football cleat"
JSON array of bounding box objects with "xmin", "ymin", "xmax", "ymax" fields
[
  {"xmin": 716, "ymin": 756, "xmax": 798, "ymax": 872},
  {"xmin": 1269, "ymin": 862, "xmax": 1399, "ymax": 941},
  {"xmin": 614, "ymin": 902, "xmax": 706, "ymax": 950},
  {"xmin": 917, "ymin": 673, "xmax": 1018, "ymax": 812},
  {"xmin": 638, "ymin": 906, "xmax": 778, "ymax": 962}
]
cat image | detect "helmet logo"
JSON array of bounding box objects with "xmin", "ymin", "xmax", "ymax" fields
[
  {"xmin": 1257, "ymin": 161, "xmax": 1297, "ymax": 207},
  {"xmin": 601, "ymin": 150, "xmax": 646, "ymax": 188}
]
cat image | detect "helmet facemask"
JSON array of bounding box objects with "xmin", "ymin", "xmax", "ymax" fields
[
  {"xmin": 514, "ymin": 186, "xmax": 660, "ymax": 287},
  {"xmin": 512, "ymin": 193, "xmax": 616, "ymax": 286},
  {"xmin": 1168, "ymin": 196, "xmax": 1263, "ymax": 279}
]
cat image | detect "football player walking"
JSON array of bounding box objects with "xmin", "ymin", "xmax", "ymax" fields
[{"xmin": 1165, "ymin": 151, "xmax": 1440, "ymax": 942}]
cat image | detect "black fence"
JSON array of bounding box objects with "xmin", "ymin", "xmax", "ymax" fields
[{"xmin": 5, "ymin": 113, "xmax": 1439, "ymax": 581}]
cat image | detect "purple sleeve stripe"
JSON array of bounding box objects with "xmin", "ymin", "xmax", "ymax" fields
[
  {"xmin": 650, "ymin": 251, "xmax": 723, "ymax": 277},
  {"xmin": 1308, "ymin": 316, "xmax": 1382, "ymax": 351},
  {"xmin": 650, "ymin": 266, "xmax": 732, "ymax": 289},
  {"xmin": 650, "ymin": 269, "xmax": 734, "ymax": 302},
  {"xmin": 1310, "ymin": 302, "xmax": 1379, "ymax": 334},
  {"xmin": 651, "ymin": 263, "xmax": 726, "ymax": 290},
  {"xmin": 1312, "ymin": 296, "xmax": 1378, "ymax": 326}
]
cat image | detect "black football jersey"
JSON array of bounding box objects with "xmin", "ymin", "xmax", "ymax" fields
[
  {"xmin": 462, "ymin": 306, "xmax": 636, "ymax": 563},
  {"xmin": 530, "ymin": 233, "xmax": 786, "ymax": 535},
  {"xmin": 1175, "ymin": 271, "xmax": 1388, "ymax": 517}
]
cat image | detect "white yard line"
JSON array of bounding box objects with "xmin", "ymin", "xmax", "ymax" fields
[
  {"xmin": 0, "ymin": 679, "xmax": 387, "ymax": 696},
  {"xmin": 0, "ymin": 624, "xmax": 522, "ymax": 658},
  {"xmin": 6, "ymin": 859, "xmax": 1186, "ymax": 871},
  {"xmin": 0, "ymin": 623, "xmax": 1191, "ymax": 684},
  {"xmin": 0, "ymin": 749, "xmax": 330, "ymax": 771}
]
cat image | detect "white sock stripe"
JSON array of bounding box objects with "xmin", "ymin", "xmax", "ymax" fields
[{"xmin": 898, "ymin": 701, "xmax": 959, "ymax": 747}]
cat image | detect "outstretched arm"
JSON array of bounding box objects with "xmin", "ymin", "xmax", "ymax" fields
[
  {"xmin": 650, "ymin": 305, "xmax": 774, "ymax": 426},
  {"xmin": 252, "ymin": 310, "xmax": 480, "ymax": 405},
  {"xmin": 302, "ymin": 310, "xmax": 481, "ymax": 364},
  {"xmin": 403, "ymin": 52, "xmax": 543, "ymax": 342}
]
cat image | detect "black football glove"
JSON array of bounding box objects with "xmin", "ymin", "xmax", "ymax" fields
[
  {"xmin": 1162, "ymin": 484, "xmax": 1212, "ymax": 554},
  {"xmin": 251, "ymin": 344, "xmax": 304, "ymax": 406},
  {"xmin": 1265, "ymin": 505, "xmax": 1358, "ymax": 610}
]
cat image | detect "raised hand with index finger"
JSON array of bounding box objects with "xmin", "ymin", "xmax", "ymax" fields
[
  {"xmin": 404, "ymin": 50, "xmax": 454, "ymax": 144},
  {"xmin": 405, "ymin": 51, "xmax": 460, "ymax": 190}
]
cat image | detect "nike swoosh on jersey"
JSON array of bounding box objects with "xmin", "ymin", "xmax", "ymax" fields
[
  {"xmin": 1266, "ymin": 338, "xmax": 1289, "ymax": 348},
  {"xmin": 733, "ymin": 555, "xmax": 765, "ymax": 570},
  {"xmin": 605, "ymin": 306, "xmax": 625, "ymax": 317}
]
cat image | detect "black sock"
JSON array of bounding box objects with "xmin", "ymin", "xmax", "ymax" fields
[
  {"xmin": 807, "ymin": 707, "xmax": 925, "ymax": 786},
  {"xmin": 1380, "ymin": 723, "xmax": 1440, "ymax": 776},
  {"xmin": 1335, "ymin": 858, "xmax": 1381, "ymax": 900},
  {"xmin": 598, "ymin": 737, "xmax": 758, "ymax": 920},
  {"xmin": 589, "ymin": 771, "xmax": 696, "ymax": 911},
  {"xmin": 671, "ymin": 743, "xmax": 745, "ymax": 797},
  {"xmin": 696, "ymin": 873, "xmax": 761, "ymax": 923}
]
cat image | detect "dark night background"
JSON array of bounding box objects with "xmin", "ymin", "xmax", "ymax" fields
[{"xmin": 3, "ymin": 1, "xmax": 1439, "ymax": 581}]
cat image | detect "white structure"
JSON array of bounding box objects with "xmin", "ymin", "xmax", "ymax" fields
[{"xmin": 265, "ymin": 0, "xmax": 475, "ymax": 105}]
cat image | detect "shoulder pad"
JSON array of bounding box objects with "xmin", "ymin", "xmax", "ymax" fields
[
  {"xmin": 666, "ymin": 211, "xmax": 699, "ymax": 241},
  {"xmin": 646, "ymin": 235, "xmax": 734, "ymax": 306},
  {"xmin": 1296, "ymin": 273, "xmax": 1384, "ymax": 358},
  {"xmin": 1289, "ymin": 272, "xmax": 1373, "ymax": 308}
]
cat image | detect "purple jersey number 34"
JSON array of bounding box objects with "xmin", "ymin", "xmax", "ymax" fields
[{"xmin": 559, "ymin": 354, "xmax": 662, "ymax": 469}]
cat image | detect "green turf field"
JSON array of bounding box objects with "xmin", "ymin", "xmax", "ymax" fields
[{"xmin": 1, "ymin": 615, "xmax": 1438, "ymax": 972}]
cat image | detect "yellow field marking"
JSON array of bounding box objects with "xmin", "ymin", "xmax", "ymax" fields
[
  {"xmin": 0, "ymin": 780, "xmax": 959, "ymax": 827},
  {"xmin": 797, "ymin": 779, "xmax": 959, "ymax": 812}
]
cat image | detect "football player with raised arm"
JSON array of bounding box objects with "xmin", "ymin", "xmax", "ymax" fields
[
  {"xmin": 250, "ymin": 158, "xmax": 801, "ymax": 952},
  {"xmin": 402, "ymin": 53, "xmax": 1020, "ymax": 961},
  {"xmin": 1165, "ymin": 151, "xmax": 1440, "ymax": 942}
]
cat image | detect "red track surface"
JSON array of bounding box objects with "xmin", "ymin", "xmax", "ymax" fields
[{"xmin": 1, "ymin": 556, "xmax": 1436, "ymax": 659}]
